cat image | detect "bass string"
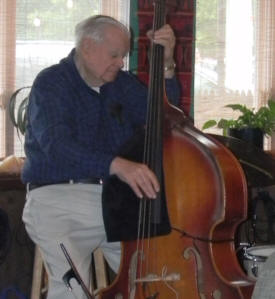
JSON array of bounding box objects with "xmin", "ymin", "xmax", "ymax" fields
[{"xmin": 136, "ymin": 0, "xmax": 167, "ymax": 282}]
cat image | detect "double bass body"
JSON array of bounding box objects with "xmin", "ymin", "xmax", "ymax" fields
[
  {"xmin": 99, "ymin": 103, "xmax": 255, "ymax": 299},
  {"xmin": 98, "ymin": 0, "xmax": 255, "ymax": 296}
]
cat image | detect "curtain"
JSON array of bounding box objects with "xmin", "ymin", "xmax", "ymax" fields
[
  {"xmin": 255, "ymin": 0, "xmax": 275, "ymax": 148},
  {"xmin": 0, "ymin": 0, "xmax": 130, "ymax": 158},
  {"xmin": 0, "ymin": 0, "xmax": 16, "ymax": 109},
  {"xmin": 135, "ymin": 0, "xmax": 195, "ymax": 115},
  {"xmin": 101, "ymin": 0, "xmax": 130, "ymax": 69},
  {"xmin": 101, "ymin": 0, "xmax": 130, "ymax": 26},
  {"xmin": 0, "ymin": 0, "xmax": 16, "ymax": 156},
  {"xmin": 194, "ymin": 0, "xmax": 275, "ymax": 149}
]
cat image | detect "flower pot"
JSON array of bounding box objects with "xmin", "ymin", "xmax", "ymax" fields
[{"xmin": 228, "ymin": 128, "xmax": 264, "ymax": 149}]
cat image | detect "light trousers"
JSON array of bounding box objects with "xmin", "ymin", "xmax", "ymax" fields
[{"xmin": 22, "ymin": 183, "xmax": 121, "ymax": 299}]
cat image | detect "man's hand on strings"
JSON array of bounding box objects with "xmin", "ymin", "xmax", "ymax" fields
[
  {"xmin": 147, "ymin": 24, "xmax": 176, "ymax": 77},
  {"xmin": 110, "ymin": 157, "xmax": 160, "ymax": 199}
]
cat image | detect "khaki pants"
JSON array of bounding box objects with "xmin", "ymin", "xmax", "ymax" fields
[{"xmin": 22, "ymin": 183, "xmax": 121, "ymax": 299}]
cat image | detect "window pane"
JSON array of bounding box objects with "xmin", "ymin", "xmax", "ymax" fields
[
  {"xmin": 2, "ymin": 0, "xmax": 130, "ymax": 158},
  {"xmin": 16, "ymin": 0, "xmax": 100, "ymax": 87},
  {"xmin": 194, "ymin": 0, "xmax": 256, "ymax": 135},
  {"xmin": 14, "ymin": 0, "xmax": 100, "ymax": 156}
]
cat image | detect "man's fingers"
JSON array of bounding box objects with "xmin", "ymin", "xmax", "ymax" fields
[{"xmin": 110, "ymin": 157, "xmax": 160, "ymax": 199}]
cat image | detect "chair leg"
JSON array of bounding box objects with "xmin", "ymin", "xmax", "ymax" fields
[
  {"xmin": 92, "ymin": 248, "xmax": 108, "ymax": 294},
  {"xmin": 31, "ymin": 246, "xmax": 110, "ymax": 298},
  {"xmin": 31, "ymin": 246, "xmax": 48, "ymax": 299}
]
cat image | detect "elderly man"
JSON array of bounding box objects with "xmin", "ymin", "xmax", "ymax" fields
[{"xmin": 22, "ymin": 15, "xmax": 180, "ymax": 298}]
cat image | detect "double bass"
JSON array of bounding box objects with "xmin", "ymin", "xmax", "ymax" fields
[{"xmin": 64, "ymin": 0, "xmax": 256, "ymax": 297}]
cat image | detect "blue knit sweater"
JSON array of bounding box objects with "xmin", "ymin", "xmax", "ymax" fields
[{"xmin": 22, "ymin": 49, "xmax": 180, "ymax": 184}]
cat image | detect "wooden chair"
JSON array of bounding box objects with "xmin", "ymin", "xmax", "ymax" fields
[
  {"xmin": 30, "ymin": 246, "xmax": 48, "ymax": 299},
  {"xmin": 30, "ymin": 246, "xmax": 110, "ymax": 298}
]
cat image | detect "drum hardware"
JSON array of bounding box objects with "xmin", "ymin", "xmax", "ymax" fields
[
  {"xmin": 242, "ymin": 247, "xmax": 264, "ymax": 278},
  {"xmin": 236, "ymin": 189, "xmax": 275, "ymax": 280},
  {"xmin": 250, "ymin": 195, "xmax": 258, "ymax": 243},
  {"xmin": 253, "ymin": 190, "xmax": 275, "ymax": 244},
  {"xmin": 240, "ymin": 190, "xmax": 275, "ymax": 246},
  {"xmin": 242, "ymin": 245, "xmax": 275, "ymax": 279},
  {"xmin": 236, "ymin": 242, "xmax": 254, "ymax": 255}
]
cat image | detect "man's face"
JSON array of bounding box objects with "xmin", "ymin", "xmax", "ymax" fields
[{"xmin": 81, "ymin": 26, "xmax": 130, "ymax": 86}]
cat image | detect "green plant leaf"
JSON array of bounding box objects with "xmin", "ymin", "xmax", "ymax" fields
[
  {"xmin": 203, "ymin": 100, "xmax": 275, "ymax": 136},
  {"xmin": 202, "ymin": 119, "xmax": 217, "ymax": 130},
  {"xmin": 267, "ymin": 99, "xmax": 275, "ymax": 119},
  {"xmin": 225, "ymin": 104, "xmax": 250, "ymax": 114},
  {"xmin": 268, "ymin": 99, "xmax": 275, "ymax": 110},
  {"xmin": 217, "ymin": 118, "xmax": 231, "ymax": 129}
]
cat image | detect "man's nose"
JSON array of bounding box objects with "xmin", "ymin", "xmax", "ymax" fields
[{"xmin": 117, "ymin": 57, "xmax": 124, "ymax": 68}]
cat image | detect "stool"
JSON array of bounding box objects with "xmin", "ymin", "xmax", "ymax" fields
[
  {"xmin": 30, "ymin": 246, "xmax": 48, "ymax": 299},
  {"xmin": 30, "ymin": 246, "xmax": 110, "ymax": 298}
]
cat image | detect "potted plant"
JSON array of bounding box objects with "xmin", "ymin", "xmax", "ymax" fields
[
  {"xmin": 202, "ymin": 99, "xmax": 275, "ymax": 148},
  {"xmin": 0, "ymin": 87, "xmax": 30, "ymax": 175},
  {"xmin": 8, "ymin": 86, "xmax": 31, "ymax": 136}
]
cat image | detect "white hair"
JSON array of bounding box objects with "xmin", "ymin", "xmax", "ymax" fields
[{"xmin": 75, "ymin": 15, "xmax": 130, "ymax": 49}]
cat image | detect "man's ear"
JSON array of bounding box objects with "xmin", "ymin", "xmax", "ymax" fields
[{"xmin": 81, "ymin": 38, "xmax": 95, "ymax": 56}]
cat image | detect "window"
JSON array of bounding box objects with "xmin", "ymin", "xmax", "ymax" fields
[
  {"xmin": 194, "ymin": 0, "xmax": 275, "ymax": 149},
  {"xmin": 0, "ymin": 0, "xmax": 130, "ymax": 158}
]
